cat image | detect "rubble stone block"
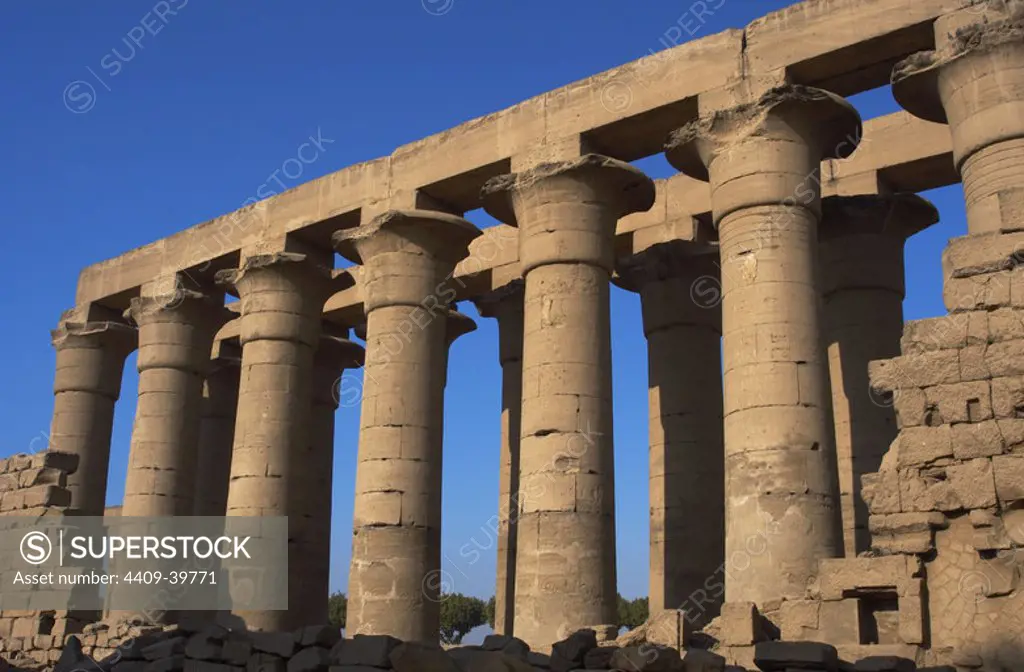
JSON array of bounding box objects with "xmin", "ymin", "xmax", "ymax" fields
[
  {"xmin": 862, "ymin": 471, "xmax": 902, "ymax": 515},
  {"xmin": 992, "ymin": 455, "xmax": 1024, "ymax": 503},
  {"xmin": 330, "ymin": 634, "xmax": 400, "ymax": 667},
  {"xmin": 900, "ymin": 314, "xmax": 969, "ymax": 353},
  {"xmin": 285, "ymin": 646, "xmax": 330, "ymax": 672},
  {"xmin": 753, "ymin": 641, "xmax": 838, "ymax": 672},
  {"xmin": 985, "ymin": 339, "xmax": 1024, "ymax": 377},
  {"xmin": 818, "ymin": 599, "xmax": 860, "ymax": 644},
  {"xmin": 951, "ymin": 421, "xmax": 1005, "ymax": 460},
  {"xmin": 819, "ymin": 556, "xmax": 910, "ymax": 600},
  {"xmin": 947, "ymin": 458, "xmax": 998, "ymax": 509},
  {"xmin": 717, "ymin": 602, "xmax": 760, "ymax": 646},
  {"xmin": 897, "ymin": 592, "xmax": 924, "ymax": 645},
  {"xmin": 609, "ymin": 645, "xmax": 681, "ymax": 671},
  {"xmin": 895, "ymin": 426, "xmax": 953, "ymax": 468},
  {"xmin": 925, "ymin": 381, "xmax": 992, "ymax": 424},
  {"xmin": 389, "ymin": 642, "xmax": 459, "ymax": 672},
  {"xmin": 777, "ymin": 600, "xmax": 820, "ymax": 641},
  {"xmin": 943, "ymin": 231, "xmax": 1024, "ymax": 279}
]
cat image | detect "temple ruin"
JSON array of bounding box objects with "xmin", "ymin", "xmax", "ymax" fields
[{"xmin": 3, "ymin": 0, "xmax": 1024, "ymax": 670}]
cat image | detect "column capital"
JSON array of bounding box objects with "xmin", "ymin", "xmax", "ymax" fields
[
  {"xmin": 665, "ymin": 84, "xmax": 862, "ymax": 224},
  {"xmin": 473, "ymin": 281, "xmax": 524, "ymax": 366},
  {"xmin": 333, "ymin": 209, "xmax": 481, "ymax": 312},
  {"xmin": 316, "ymin": 330, "xmax": 365, "ymax": 372},
  {"xmin": 481, "ymin": 154, "xmax": 655, "ymax": 274},
  {"xmin": 51, "ymin": 314, "xmax": 136, "ymax": 356},
  {"xmin": 614, "ymin": 241, "xmax": 721, "ymax": 335},
  {"xmin": 445, "ymin": 307, "xmax": 477, "ymax": 347},
  {"xmin": 215, "ymin": 252, "xmax": 351, "ymax": 347},
  {"xmin": 126, "ymin": 279, "xmax": 230, "ymax": 329},
  {"xmin": 819, "ymin": 194, "xmax": 938, "ymax": 300},
  {"xmin": 209, "ymin": 339, "xmax": 242, "ymax": 370},
  {"xmin": 313, "ymin": 331, "xmax": 365, "ymax": 408},
  {"xmin": 472, "ymin": 280, "xmax": 524, "ymax": 320},
  {"xmin": 125, "ymin": 279, "xmax": 234, "ymax": 374},
  {"xmin": 50, "ymin": 310, "xmax": 136, "ymax": 399},
  {"xmin": 480, "ymin": 153, "xmax": 655, "ymax": 227},
  {"xmin": 216, "ymin": 251, "xmax": 351, "ymax": 300},
  {"xmin": 892, "ymin": 2, "xmax": 1024, "ymax": 166},
  {"xmin": 820, "ymin": 193, "xmax": 939, "ymax": 242}
]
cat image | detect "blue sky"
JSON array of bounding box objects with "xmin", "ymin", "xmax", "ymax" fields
[{"xmin": 0, "ymin": 1, "xmax": 962, "ymax": 605}]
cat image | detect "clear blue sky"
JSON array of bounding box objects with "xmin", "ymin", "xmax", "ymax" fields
[{"xmin": 0, "ymin": 1, "xmax": 962, "ymax": 604}]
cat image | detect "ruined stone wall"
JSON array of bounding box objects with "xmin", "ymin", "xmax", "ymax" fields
[
  {"xmin": 0, "ymin": 451, "xmax": 92, "ymax": 668},
  {"xmin": 704, "ymin": 229, "xmax": 1024, "ymax": 671},
  {"xmin": 861, "ymin": 228, "xmax": 1024, "ymax": 669}
]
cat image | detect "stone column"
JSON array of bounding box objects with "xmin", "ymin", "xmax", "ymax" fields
[
  {"xmin": 49, "ymin": 307, "xmax": 136, "ymax": 517},
  {"xmin": 333, "ymin": 209, "xmax": 480, "ymax": 643},
  {"xmin": 665, "ymin": 84, "xmax": 861, "ymax": 605},
  {"xmin": 892, "ymin": 1, "xmax": 1024, "ymax": 235},
  {"xmin": 482, "ymin": 153, "xmax": 655, "ymax": 649},
  {"xmin": 472, "ymin": 281, "xmax": 524, "ymax": 636},
  {"xmin": 215, "ymin": 251, "xmax": 350, "ymax": 632},
  {"xmin": 614, "ymin": 242, "xmax": 724, "ymax": 627},
  {"xmin": 820, "ymin": 194, "xmax": 939, "ymax": 556},
  {"xmin": 122, "ymin": 278, "xmax": 229, "ymax": 518},
  {"xmin": 192, "ymin": 339, "xmax": 242, "ymax": 517},
  {"xmin": 443, "ymin": 308, "xmax": 477, "ymax": 387},
  {"xmin": 299, "ymin": 329, "xmax": 364, "ymax": 626}
]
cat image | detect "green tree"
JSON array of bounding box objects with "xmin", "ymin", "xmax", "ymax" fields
[
  {"xmin": 328, "ymin": 591, "xmax": 347, "ymax": 629},
  {"xmin": 485, "ymin": 595, "xmax": 496, "ymax": 629},
  {"xmin": 617, "ymin": 594, "xmax": 649, "ymax": 630},
  {"xmin": 439, "ymin": 593, "xmax": 488, "ymax": 645}
]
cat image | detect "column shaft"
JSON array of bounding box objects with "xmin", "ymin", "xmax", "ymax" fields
[
  {"xmin": 483, "ymin": 154, "xmax": 655, "ymax": 649},
  {"xmin": 217, "ymin": 251, "xmax": 347, "ymax": 632},
  {"xmin": 301, "ymin": 333, "xmax": 363, "ymax": 627},
  {"xmin": 192, "ymin": 344, "xmax": 241, "ymax": 517},
  {"xmin": 666, "ymin": 84, "xmax": 861, "ymax": 606},
  {"xmin": 618, "ymin": 246, "xmax": 724, "ymax": 627},
  {"xmin": 334, "ymin": 209, "xmax": 480, "ymax": 644},
  {"xmin": 122, "ymin": 287, "xmax": 226, "ymax": 518},
  {"xmin": 820, "ymin": 195, "xmax": 938, "ymax": 556},
  {"xmin": 49, "ymin": 316, "xmax": 136, "ymax": 517},
  {"xmin": 475, "ymin": 284, "xmax": 524, "ymax": 637}
]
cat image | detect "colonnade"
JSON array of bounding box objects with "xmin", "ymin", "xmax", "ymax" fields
[{"xmin": 44, "ymin": 1, "xmax": 1023, "ymax": 651}]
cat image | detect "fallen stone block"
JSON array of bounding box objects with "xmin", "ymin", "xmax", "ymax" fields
[
  {"xmin": 389, "ymin": 642, "xmax": 458, "ymax": 672},
  {"xmin": 249, "ymin": 633, "xmax": 294, "ymax": 659},
  {"xmin": 329, "ymin": 634, "xmax": 400, "ymax": 667},
  {"xmin": 753, "ymin": 641, "xmax": 838, "ymax": 672},
  {"xmin": 549, "ymin": 629, "xmax": 597, "ymax": 671},
  {"xmin": 609, "ymin": 645, "xmax": 681, "ymax": 671},
  {"xmin": 286, "ymin": 647, "xmax": 330, "ymax": 672}
]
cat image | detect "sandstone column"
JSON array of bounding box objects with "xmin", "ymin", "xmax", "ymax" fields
[
  {"xmin": 192, "ymin": 339, "xmax": 242, "ymax": 517},
  {"xmin": 472, "ymin": 281, "xmax": 524, "ymax": 636},
  {"xmin": 614, "ymin": 242, "xmax": 724, "ymax": 627},
  {"xmin": 122, "ymin": 278, "xmax": 229, "ymax": 518},
  {"xmin": 298, "ymin": 329, "xmax": 364, "ymax": 626},
  {"xmin": 215, "ymin": 251, "xmax": 351, "ymax": 632},
  {"xmin": 820, "ymin": 194, "xmax": 939, "ymax": 556},
  {"xmin": 665, "ymin": 84, "xmax": 861, "ymax": 605},
  {"xmin": 333, "ymin": 210, "xmax": 480, "ymax": 643},
  {"xmin": 892, "ymin": 1, "xmax": 1024, "ymax": 235},
  {"xmin": 482, "ymin": 153, "xmax": 655, "ymax": 649},
  {"xmin": 49, "ymin": 306, "xmax": 136, "ymax": 517},
  {"xmin": 443, "ymin": 307, "xmax": 477, "ymax": 387}
]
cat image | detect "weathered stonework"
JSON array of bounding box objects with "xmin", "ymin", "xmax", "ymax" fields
[{"xmin": 9, "ymin": 0, "xmax": 1024, "ymax": 667}]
